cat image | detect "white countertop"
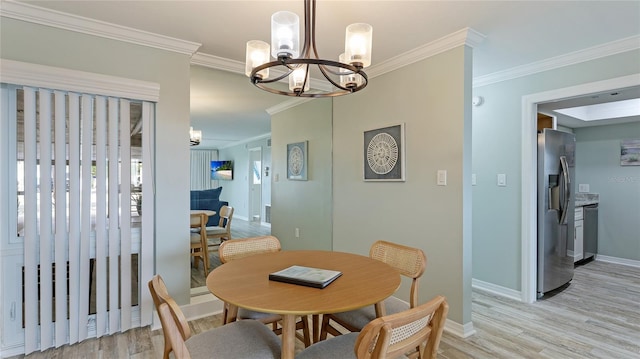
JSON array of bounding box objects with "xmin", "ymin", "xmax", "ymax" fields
[{"xmin": 575, "ymin": 193, "xmax": 599, "ymax": 207}]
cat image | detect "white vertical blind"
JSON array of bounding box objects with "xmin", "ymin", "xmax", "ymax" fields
[
  {"xmin": 68, "ymin": 92, "xmax": 81, "ymax": 345},
  {"xmin": 15, "ymin": 87, "xmax": 155, "ymax": 354},
  {"xmin": 38, "ymin": 89, "xmax": 53, "ymax": 349},
  {"xmin": 107, "ymin": 97, "xmax": 120, "ymax": 334},
  {"xmin": 119, "ymin": 99, "xmax": 132, "ymax": 332},
  {"xmin": 22, "ymin": 87, "xmax": 38, "ymax": 354},
  {"xmin": 53, "ymin": 90, "xmax": 68, "ymax": 347},
  {"xmin": 139, "ymin": 102, "xmax": 155, "ymax": 327},
  {"xmin": 94, "ymin": 96, "xmax": 108, "ymax": 337},
  {"xmin": 79, "ymin": 94, "xmax": 93, "ymax": 341}
]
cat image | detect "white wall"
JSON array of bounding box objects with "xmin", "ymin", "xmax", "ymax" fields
[
  {"xmin": 332, "ymin": 46, "xmax": 473, "ymax": 325},
  {"xmin": 574, "ymin": 122, "xmax": 640, "ymax": 261},
  {"xmin": 1, "ymin": 18, "xmax": 193, "ymax": 304},
  {"xmin": 271, "ymin": 99, "xmax": 333, "ymax": 251},
  {"xmin": 218, "ymin": 137, "xmax": 271, "ymax": 221},
  {"xmin": 472, "ymin": 49, "xmax": 640, "ymax": 291}
]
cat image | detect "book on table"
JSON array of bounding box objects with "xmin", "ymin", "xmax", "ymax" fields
[{"xmin": 268, "ymin": 265, "xmax": 342, "ymax": 289}]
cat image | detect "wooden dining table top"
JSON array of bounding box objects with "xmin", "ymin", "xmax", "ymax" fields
[{"xmin": 206, "ymin": 250, "xmax": 401, "ymax": 315}]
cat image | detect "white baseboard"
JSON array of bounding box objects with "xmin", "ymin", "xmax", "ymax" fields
[
  {"xmin": 444, "ymin": 319, "xmax": 476, "ymax": 338},
  {"xmin": 151, "ymin": 294, "xmax": 224, "ymax": 331},
  {"xmin": 472, "ymin": 278, "xmax": 522, "ymax": 302},
  {"xmin": 0, "ymin": 344, "xmax": 25, "ymax": 358},
  {"xmin": 595, "ymin": 255, "xmax": 640, "ymax": 268},
  {"xmin": 388, "ymin": 296, "xmax": 475, "ymax": 338}
]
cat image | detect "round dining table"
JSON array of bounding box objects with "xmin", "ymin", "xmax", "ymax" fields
[{"xmin": 206, "ymin": 250, "xmax": 401, "ymax": 359}]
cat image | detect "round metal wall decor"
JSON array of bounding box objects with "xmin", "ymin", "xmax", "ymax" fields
[
  {"xmin": 363, "ymin": 124, "xmax": 405, "ymax": 181},
  {"xmin": 366, "ymin": 133, "xmax": 398, "ymax": 174},
  {"xmin": 288, "ymin": 145, "xmax": 304, "ymax": 176}
]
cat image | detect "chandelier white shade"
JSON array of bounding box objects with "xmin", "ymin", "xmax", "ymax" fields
[
  {"xmin": 190, "ymin": 126, "xmax": 202, "ymax": 146},
  {"xmin": 245, "ymin": 0, "xmax": 372, "ymax": 97}
]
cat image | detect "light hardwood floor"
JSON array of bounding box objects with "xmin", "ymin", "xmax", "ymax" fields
[{"xmin": 11, "ymin": 260, "xmax": 639, "ymax": 358}]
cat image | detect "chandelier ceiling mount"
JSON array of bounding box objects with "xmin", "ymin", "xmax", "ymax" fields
[{"xmin": 245, "ymin": 0, "xmax": 372, "ymax": 98}]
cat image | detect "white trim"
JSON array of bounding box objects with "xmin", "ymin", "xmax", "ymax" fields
[
  {"xmin": 444, "ymin": 319, "xmax": 476, "ymax": 339},
  {"xmin": 266, "ymin": 98, "xmax": 313, "ymax": 115},
  {"xmin": 472, "ymin": 278, "xmax": 521, "ymax": 302},
  {"xmin": 191, "ymin": 53, "xmax": 245, "ymax": 74},
  {"xmin": 151, "ymin": 294, "xmax": 225, "ymax": 331},
  {"xmin": 191, "ymin": 53, "xmax": 334, "ymax": 93},
  {"xmin": 0, "ymin": 60, "xmax": 160, "ymax": 102},
  {"xmin": 367, "ymin": 27, "xmax": 485, "ymax": 79},
  {"xmin": 520, "ymin": 73, "xmax": 640, "ymax": 303},
  {"xmin": 595, "ymin": 255, "xmax": 640, "ymax": 268},
  {"xmin": 474, "ymin": 35, "xmax": 640, "ymax": 87},
  {"xmin": 0, "ymin": 0, "xmax": 201, "ymax": 56},
  {"xmin": 218, "ymin": 133, "xmax": 272, "ymax": 150}
]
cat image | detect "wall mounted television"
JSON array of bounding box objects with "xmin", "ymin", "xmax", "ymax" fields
[{"xmin": 211, "ymin": 160, "xmax": 234, "ymax": 180}]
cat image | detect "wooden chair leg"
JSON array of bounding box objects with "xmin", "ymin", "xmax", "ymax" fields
[{"xmin": 319, "ymin": 314, "xmax": 343, "ymax": 341}]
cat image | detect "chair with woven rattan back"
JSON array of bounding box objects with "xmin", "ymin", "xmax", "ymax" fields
[
  {"xmin": 148, "ymin": 274, "xmax": 281, "ymax": 359},
  {"xmin": 320, "ymin": 240, "xmax": 427, "ymax": 341},
  {"xmin": 297, "ymin": 295, "xmax": 448, "ymax": 359},
  {"xmin": 218, "ymin": 236, "xmax": 311, "ymax": 347},
  {"xmin": 206, "ymin": 205, "xmax": 234, "ymax": 251},
  {"xmin": 189, "ymin": 212, "xmax": 209, "ymax": 276}
]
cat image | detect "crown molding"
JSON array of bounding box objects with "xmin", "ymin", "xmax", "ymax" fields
[
  {"xmin": 191, "ymin": 52, "xmax": 333, "ymax": 93},
  {"xmin": 218, "ymin": 132, "xmax": 272, "ymax": 149},
  {"xmin": 0, "ymin": 0, "xmax": 201, "ymax": 56},
  {"xmin": 474, "ymin": 35, "xmax": 640, "ymax": 88},
  {"xmin": 0, "ymin": 59, "xmax": 160, "ymax": 101},
  {"xmin": 266, "ymin": 98, "xmax": 313, "ymax": 115},
  {"xmin": 367, "ymin": 27, "xmax": 486, "ymax": 79},
  {"xmin": 191, "ymin": 53, "xmax": 245, "ymax": 73}
]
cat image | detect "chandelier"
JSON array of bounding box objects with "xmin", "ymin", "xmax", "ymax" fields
[
  {"xmin": 245, "ymin": 0, "xmax": 372, "ymax": 98},
  {"xmin": 190, "ymin": 127, "xmax": 202, "ymax": 146}
]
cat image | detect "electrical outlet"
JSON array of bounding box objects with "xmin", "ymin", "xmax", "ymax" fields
[
  {"xmin": 579, "ymin": 184, "xmax": 590, "ymax": 192},
  {"xmin": 295, "ymin": 228, "xmax": 300, "ymax": 238}
]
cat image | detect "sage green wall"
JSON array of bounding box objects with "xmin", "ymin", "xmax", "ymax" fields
[
  {"xmin": 332, "ymin": 46, "xmax": 473, "ymax": 325},
  {"xmin": 472, "ymin": 49, "xmax": 640, "ymax": 291},
  {"xmin": 271, "ymin": 99, "xmax": 333, "ymax": 250},
  {"xmin": 1, "ymin": 18, "xmax": 193, "ymax": 304},
  {"xmin": 218, "ymin": 137, "xmax": 271, "ymax": 221},
  {"xmin": 574, "ymin": 122, "xmax": 640, "ymax": 261}
]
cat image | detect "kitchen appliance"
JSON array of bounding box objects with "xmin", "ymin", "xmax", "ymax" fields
[{"xmin": 537, "ymin": 128, "xmax": 576, "ymax": 297}]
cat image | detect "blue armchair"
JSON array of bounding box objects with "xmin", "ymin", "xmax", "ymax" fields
[{"xmin": 190, "ymin": 187, "xmax": 229, "ymax": 226}]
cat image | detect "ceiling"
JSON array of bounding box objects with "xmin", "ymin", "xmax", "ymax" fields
[
  {"xmin": 16, "ymin": 0, "xmax": 640, "ymax": 148},
  {"xmin": 539, "ymin": 85, "xmax": 640, "ymax": 129}
]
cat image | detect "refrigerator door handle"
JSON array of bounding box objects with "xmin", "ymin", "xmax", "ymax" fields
[{"xmin": 559, "ymin": 155, "xmax": 570, "ymax": 224}]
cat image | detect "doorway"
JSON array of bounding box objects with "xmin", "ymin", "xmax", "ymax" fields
[
  {"xmin": 248, "ymin": 147, "xmax": 262, "ymax": 224},
  {"xmin": 520, "ymin": 74, "xmax": 640, "ymax": 303}
]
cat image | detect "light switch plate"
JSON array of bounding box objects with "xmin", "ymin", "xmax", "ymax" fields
[
  {"xmin": 471, "ymin": 174, "xmax": 477, "ymax": 186},
  {"xmin": 579, "ymin": 184, "xmax": 590, "ymax": 192},
  {"xmin": 497, "ymin": 173, "xmax": 507, "ymax": 186},
  {"xmin": 437, "ymin": 170, "xmax": 447, "ymax": 186}
]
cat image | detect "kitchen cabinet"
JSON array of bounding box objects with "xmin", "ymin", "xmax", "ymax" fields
[{"xmin": 574, "ymin": 207, "xmax": 584, "ymax": 262}]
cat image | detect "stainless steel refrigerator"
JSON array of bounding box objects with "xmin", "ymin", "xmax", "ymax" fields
[{"xmin": 537, "ymin": 128, "xmax": 576, "ymax": 297}]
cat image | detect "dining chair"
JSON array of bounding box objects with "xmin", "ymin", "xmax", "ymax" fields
[
  {"xmin": 320, "ymin": 240, "xmax": 427, "ymax": 341},
  {"xmin": 148, "ymin": 274, "xmax": 281, "ymax": 359},
  {"xmin": 189, "ymin": 212, "xmax": 209, "ymax": 276},
  {"xmin": 219, "ymin": 236, "xmax": 312, "ymax": 347},
  {"xmin": 296, "ymin": 295, "xmax": 448, "ymax": 359},
  {"xmin": 205, "ymin": 205, "xmax": 234, "ymax": 250}
]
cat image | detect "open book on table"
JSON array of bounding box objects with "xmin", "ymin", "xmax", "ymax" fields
[{"xmin": 269, "ymin": 265, "xmax": 342, "ymax": 289}]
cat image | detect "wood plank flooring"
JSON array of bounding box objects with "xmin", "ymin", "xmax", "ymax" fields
[{"xmin": 10, "ymin": 260, "xmax": 639, "ymax": 359}]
